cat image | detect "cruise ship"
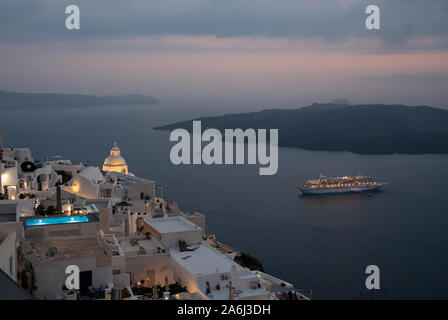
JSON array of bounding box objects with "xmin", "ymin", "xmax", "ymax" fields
[{"xmin": 299, "ymin": 175, "xmax": 385, "ymax": 195}]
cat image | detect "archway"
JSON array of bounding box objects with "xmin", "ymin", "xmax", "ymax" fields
[{"xmin": 36, "ymin": 174, "xmax": 48, "ymax": 191}]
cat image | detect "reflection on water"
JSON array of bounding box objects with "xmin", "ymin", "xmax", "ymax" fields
[
  {"xmin": 1, "ymin": 103, "xmax": 448, "ymax": 299},
  {"xmin": 298, "ymin": 190, "xmax": 386, "ymax": 213}
]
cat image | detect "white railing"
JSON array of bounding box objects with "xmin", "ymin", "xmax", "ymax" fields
[{"xmin": 100, "ymin": 232, "xmax": 124, "ymax": 256}]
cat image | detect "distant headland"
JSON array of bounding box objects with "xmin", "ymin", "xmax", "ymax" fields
[
  {"xmin": 0, "ymin": 90, "xmax": 159, "ymax": 109},
  {"xmin": 154, "ymin": 102, "xmax": 448, "ymax": 155}
]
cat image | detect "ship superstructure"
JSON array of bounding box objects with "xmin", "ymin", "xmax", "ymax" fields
[{"xmin": 300, "ymin": 175, "xmax": 384, "ymax": 195}]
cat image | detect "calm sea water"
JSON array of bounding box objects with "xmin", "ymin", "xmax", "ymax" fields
[{"xmin": 1, "ymin": 103, "xmax": 448, "ymax": 299}]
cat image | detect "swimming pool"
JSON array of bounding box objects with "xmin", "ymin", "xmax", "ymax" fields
[{"xmin": 25, "ymin": 216, "xmax": 89, "ymax": 226}]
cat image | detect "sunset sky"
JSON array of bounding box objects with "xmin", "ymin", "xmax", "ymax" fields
[{"xmin": 1, "ymin": 0, "xmax": 447, "ymax": 109}]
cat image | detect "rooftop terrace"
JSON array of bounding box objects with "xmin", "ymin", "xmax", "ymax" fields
[
  {"xmin": 145, "ymin": 216, "xmax": 201, "ymax": 234},
  {"xmin": 108, "ymin": 172, "xmax": 154, "ymax": 188},
  {"xmin": 30, "ymin": 236, "xmax": 106, "ymax": 262},
  {"xmin": 172, "ymin": 244, "xmax": 242, "ymax": 276},
  {"xmin": 117, "ymin": 235, "xmax": 168, "ymax": 257}
]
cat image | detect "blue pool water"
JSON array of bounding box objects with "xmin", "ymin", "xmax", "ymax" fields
[{"xmin": 25, "ymin": 216, "xmax": 89, "ymax": 226}]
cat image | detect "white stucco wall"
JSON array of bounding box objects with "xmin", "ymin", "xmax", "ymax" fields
[
  {"xmin": 128, "ymin": 183, "xmax": 155, "ymax": 201},
  {"xmin": 0, "ymin": 227, "xmax": 17, "ymax": 281},
  {"xmin": 1, "ymin": 165, "xmax": 18, "ymax": 195},
  {"xmin": 0, "ymin": 199, "xmax": 35, "ymax": 219},
  {"xmin": 124, "ymin": 254, "xmax": 173, "ymax": 286},
  {"xmin": 62, "ymin": 176, "xmax": 99, "ymax": 199},
  {"xmin": 32, "ymin": 256, "xmax": 113, "ymax": 299},
  {"xmin": 185, "ymin": 213, "xmax": 206, "ymax": 235},
  {"xmin": 170, "ymin": 257, "xmax": 201, "ymax": 296},
  {"xmin": 160, "ymin": 229, "xmax": 203, "ymax": 248}
]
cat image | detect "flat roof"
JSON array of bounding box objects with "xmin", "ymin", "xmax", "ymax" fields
[
  {"xmin": 172, "ymin": 244, "xmax": 242, "ymax": 276},
  {"xmin": 30, "ymin": 236, "xmax": 105, "ymax": 262},
  {"xmin": 145, "ymin": 216, "xmax": 201, "ymax": 234},
  {"xmin": 86, "ymin": 199, "xmax": 110, "ymax": 209},
  {"xmin": 117, "ymin": 236, "xmax": 167, "ymax": 257},
  {"xmin": 108, "ymin": 172, "xmax": 154, "ymax": 187}
]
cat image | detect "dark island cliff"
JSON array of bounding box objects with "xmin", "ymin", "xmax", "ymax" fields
[
  {"xmin": 154, "ymin": 103, "xmax": 448, "ymax": 155},
  {"xmin": 0, "ymin": 90, "xmax": 159, "ymax": 109}
]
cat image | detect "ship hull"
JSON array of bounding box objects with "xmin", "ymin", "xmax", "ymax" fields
[{"xmin": 300, "ymin": 184, "xmax": 382, "ymax": 195}]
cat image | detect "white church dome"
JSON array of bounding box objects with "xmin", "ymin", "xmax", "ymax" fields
[
  {"xmin": 76, "ymin": 166, "xmax": 105, "ymax": 185},
  {"xmin": 102, "ymin": 142, "xmax": 129, "ymax": 175}
]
